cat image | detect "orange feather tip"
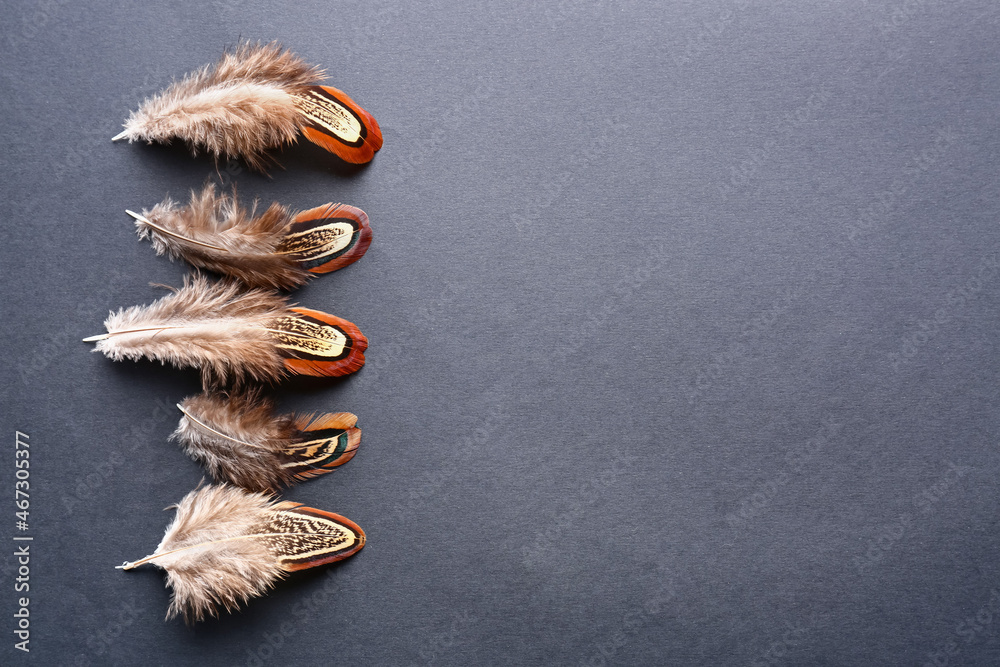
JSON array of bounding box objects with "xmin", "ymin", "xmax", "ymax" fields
[
  {"xmin": 294, "ymin": 85, "xmax": 382, "ymax": 164},
  {"xmin": 280, "ymin": 203, "xmax": 373, "ymax": 275},
  {"xmin": 274, "ymin": 307, "xmax": 368, "ymax": 377},
  {"xmin": 285, "ymin": 410, "xmax": 361, "ymax": 480},
  {"xmin": 294, "ymin": 411, "xmax": 359, "ymax": 431},
  {"xmin": 275, "ymin": 503, "xmax": 366, "ymax": 571}
]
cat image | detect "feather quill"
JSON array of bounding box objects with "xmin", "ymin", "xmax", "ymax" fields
[
  {"xmin": 83, "ymin": 274, "xmax": 367, "ymax": 385},
  {"xmin": 129, "ymin": 184, "xmax": 372, "ymax": 290},
  {"xmin": 118, "ymin": 484, "xmax": 365, "ymax": 623},
  {"xmin": 113, "ymin": 41, "xmax": 382, "ymax": 169},
  {"xmin": 174, "ymin": 391, "xmax": 361, "ymax": 493}
]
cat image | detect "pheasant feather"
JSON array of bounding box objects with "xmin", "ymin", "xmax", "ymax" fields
[
  {"xmin": 113, "ymin": 41, "xmax": 382, "ymax": 169},
  {"xmin": 174, "ymin": 391, "xmax": 361, "ymax": 493},
  {"xmin": 129, "ymin": 184, "xmax": 372, "ymax": 290},
  {"xmin": 83, "ymin": 274, "xmax": 367, "ymax": 386},
  {"xmin": 118, "ymin": 484, "xmax": 365, "ymax": 623}
]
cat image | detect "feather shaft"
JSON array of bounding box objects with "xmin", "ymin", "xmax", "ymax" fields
[
  {"xmin": 84, "ymin": 325, "xmax": 197, "ymax": 340},
  {"xmin": 119, "ymin": 534, "xmax": 266, "ymax": 569},
  {"xmin": 127, "ymin": 210, "xmax": 228, "ymax": 251},
  {"xmin": 175, "ymin": 403, "xmax": 264, "ymax": 449}
]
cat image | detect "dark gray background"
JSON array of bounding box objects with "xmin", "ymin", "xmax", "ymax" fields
[{"xmin": 2, "ymin": 0, "xmax": 999, "ymax": 665}]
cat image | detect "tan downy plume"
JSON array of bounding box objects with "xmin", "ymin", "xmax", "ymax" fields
[
  {"xmin": 82, "ymin": 274, "xmax": 367, "ymax": 386},
  {"xmin": 174, "ymin": 390, "xmax": 361, "ymax": 493},
  {"xmin": 112, "ymin": 41, "xmax": 383, "ymax": 169},
  {"xmin": 118, "ymin": 484, "xmax": 365, "ymax": 623},
  {"xmin": 129, "ymin": 184, "xmax": 372, "ymax": 290}
]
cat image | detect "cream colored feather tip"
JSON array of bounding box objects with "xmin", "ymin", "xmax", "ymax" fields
[
  {"xmin": 118, "ymin": 485, "xmax": 365, "ymax": 623},
  {"xmin": 112, "ymin": 41, "xmax": 383, "ymax": 169}
]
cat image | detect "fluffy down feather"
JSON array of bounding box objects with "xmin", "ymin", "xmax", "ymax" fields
[
  {"xmin": 136, "ymin": 185, "xmax": 306, "ymax": 290},
  {"xmin": 132, "ymin": 184, "xmax": 372, "ymax": 290},
  {"xmin": 89, "ymin": 275, "xmax": 287, "ymax": 386},
  {"xmin": 85, "ymin": 274, "xmax": 369, "ymax": 386},
  {"xmin": 173, "ymin": 391, "xmax": 361, "ymax": 492},
  {"xmin": 114, "ymin": 41, "xmax": 381, "ymax": 169},
  {"xmin": 118, "ymin": 485, "xmax": 365, "ymax": 623}
]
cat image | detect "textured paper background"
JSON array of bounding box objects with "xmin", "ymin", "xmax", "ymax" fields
[{"xmin": 2, "ymin": 0, "xmax": 999, "ymax": 664}]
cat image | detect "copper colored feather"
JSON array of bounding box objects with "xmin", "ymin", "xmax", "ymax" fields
[
  {"xmin": 118, "ymin": 484, "xmax": 365, "ymax": 623},
  {"xmin": 174, "ymin": 391, "xmax": 361, "ymax": 492},
  {"xmin": 113, "ymin": 41, "xmax": 382, "ymax": 169},
  {"xmin": 131, "ymin": 184, "xmax": 372, "ymax": 290},
  {"xmin": 83, "ymin": 274, "xmax": 367, "ymax": 386}
]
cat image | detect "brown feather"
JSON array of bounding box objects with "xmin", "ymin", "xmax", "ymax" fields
[
  {"xmin": 118, "ymin": 485, "xmax": 365, "ymax": 623},
  {"xmin": 114, "ymin": 41, "xmax": 381, "ymax": 169},
  {"xmin": 84, "ymin": 274, "xmax": 367, "ymax": 386},
  {"xmin": 132, "ymin": 184, "xmax": 372, "ymax": 290},
  {"xmin": 173, "ymin": 391, "xmax": 361, "ymax": 492}
]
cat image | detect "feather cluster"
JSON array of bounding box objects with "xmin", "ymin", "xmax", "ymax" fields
[
  {"xmin": 85, "ymin": 274, "xmax": 367, "ymax": 386},
  {"xmin": 174, "ymin": 390, "xmax": 361, "ymax": 493},
  {"xmin": 104, "ymin": 39, "xmax": 378, "ymax": 623},
  {"xmin": 131, "ymin": 184, "xmax": 372, "ymax": 290},
  {"xmin": 114, "ymin": 41, "xmax": 382, "ymax": 169},
  {"xmin": 119, "ymin": 484, "xmax": 365, "ymax": 623}
]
